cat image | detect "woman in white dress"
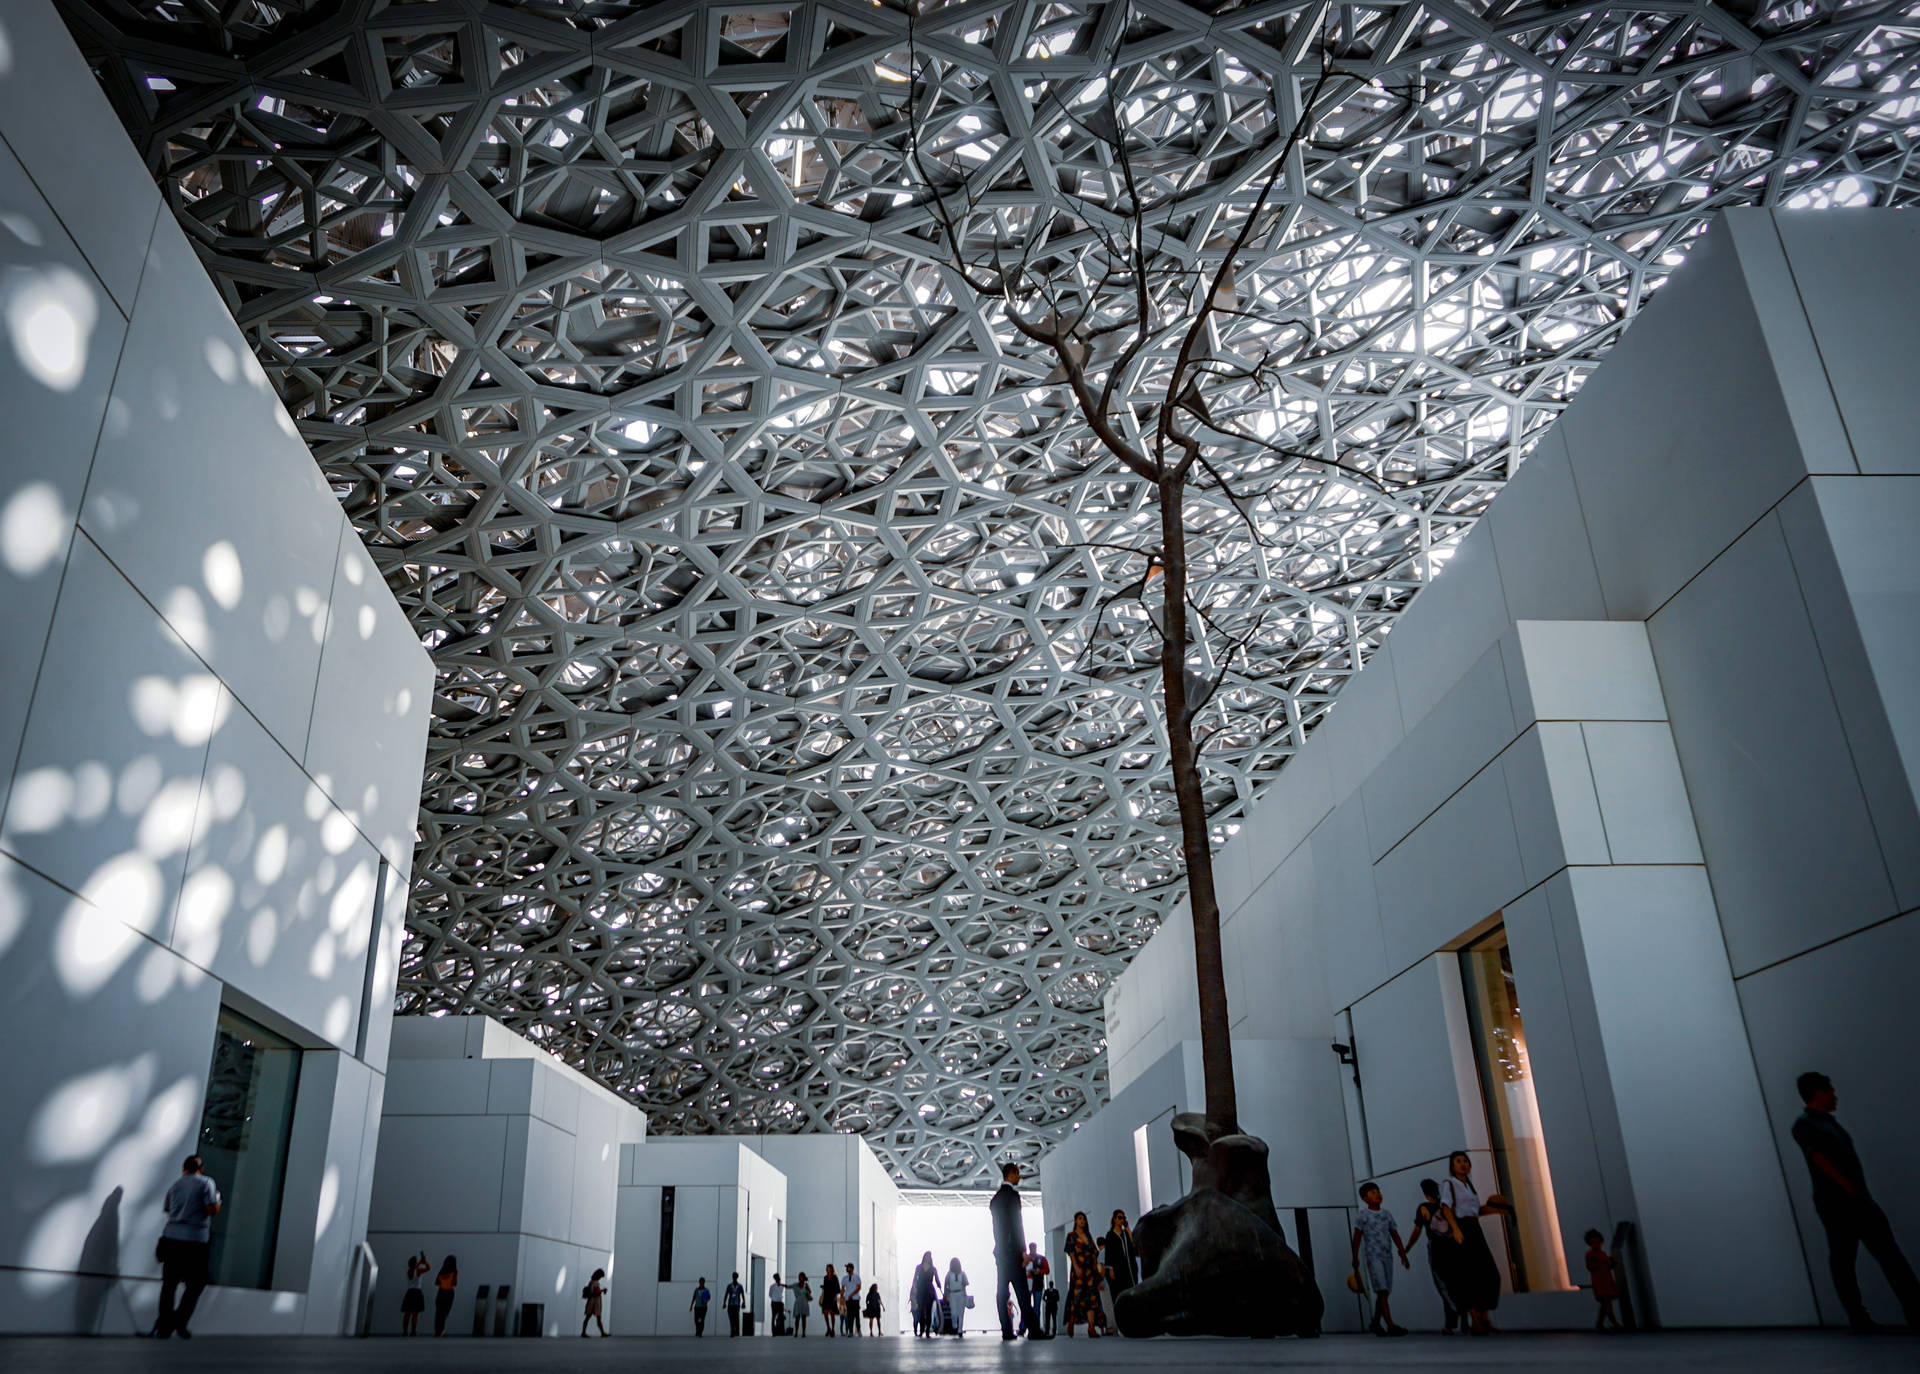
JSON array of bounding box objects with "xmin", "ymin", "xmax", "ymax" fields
[{"xmin": 943, "ymin": 1257, "xmax": 970, "ymax": 1336}]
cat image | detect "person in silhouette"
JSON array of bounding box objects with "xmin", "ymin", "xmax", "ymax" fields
[
  {"xmin": 581, "ymin": 1267, "xmax": 607, "ymax": 1337},
  {"xmin": 1063, "ymin": 1211, "xmax": 1102, "ymax": 1336},
  {"xmin": 842, "ymin": 1262, "xmax": 861, "ymax": 1335},
  {"xmin": 818, "ymin": 1265, "xmax": 839, "ymax": 1337},
  {"xmin": 155, "ymin": 1157, "xmax": 220, "ymax": 1339},
  {"xmin": 723, "ymin": 1272, "xmax": 745, "ymax": 1336},
  {"xmin": 1402, "ymin": 1178, "xmax": 1463, "ymax": 1333},
  {"xmin": 431, "ymin": 1255, "xmax": 458, "ymax": 1337},
  {"xmin": 1583, "ymin": 1231, "xmax": 1623, "ymax": 1331},
  {"xmin": 911, "ymin": 1251, "xmax": 939, "ymax": 1336},
  {"xmin": 690, "ymin": 1277, "xmax": 711, "ymax": 1335},
  {"xmin": 989, "ymin": 1162, "xmax": 1048, "ymax": 1339},
  {"xmin": 1042, "ymin": 1279, "xmax": 1059, "ymax": 1335},
  {"xmin": 401, "ymin": 1251, "xmax": 429, "ymax": 1336},
  {"xmin": 1792, "ymin": 1072, "xmax": 1920, "ymax": 1331},
  {"xmin": 792, "ymin": 1273, "xmax": 811, "ymax": 1336},
  {"xmin": 1440, "ymin": 1152, "xmax": 1511, "ymax": 1335}
]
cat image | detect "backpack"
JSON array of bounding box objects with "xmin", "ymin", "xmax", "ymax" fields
[{"xmin": 582, "ymin": 1283, "xmax": 592, "ymax": 1300}]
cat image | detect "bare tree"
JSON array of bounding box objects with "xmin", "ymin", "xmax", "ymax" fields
[{"xmin": 901, "ymin": 6, "xmax": 1359, "ymax": 1142}]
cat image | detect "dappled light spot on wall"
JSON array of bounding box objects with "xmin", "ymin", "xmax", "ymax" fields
[
  {"xmin": 323, "ymin": 994, "xmax": 353, "ymax": 1045},
  {"xmin": 134, "ymin": 777, "xmax": 199, "ymax": 859},
  {"xmin": 4, "ymin": 263, "xmax": 96, "ymax": 391},
  {"xmin": 161, "ymin": 586, "xmax": 211, "ymax": 656},
  {"xmin": 202, "ymin": 335, "xmax": 238, "ymax": 384},
  {"xmin": 202, "ymin": 540, "xmax": 243, "ymax": 610},
  {"xmin": 30, "ymin": 1055, "xmax": 154, "ymax": 1165},
  {"xmin": 315, "ymin": 1164, "xmax": 340, "ymax": 1239},
  {"xmin": 116, "ymin": 755, "xmax": 162, "ymax": 815},
  {"xmin": 0, "ymin": 210, "xmax": 39, "ymax": 247},
  {"xmin": 320, "ymin": 808, "xmax": 357, "ymax": 857},
  {"xmin": 253, "ymin": 822, "xmax": 289, "ymax": 885},
  {"xmin": 136, "ymin": 937, "xmax": 199, "ymax": 1003},
  {"xmin": 128, "ymin": 672, "xmax": 226, "ymax": 747},
  {"xmin": 0, "ymin": 20, "xmax": 12, "ymax": 77},
  {"xmin": 246, "ymin": 905, "xmax": 278, "ymax": 965},
  {"xmin": 0, "ymin": 862, "xmax": 24, "ymax": 959},
  {"xmin": 2, "ymin": 480, "xmax": 68, "ymax": 577},
  {"xmin": 56, "ymin": 871, "xmax": 160, "ymax": 994},
  {"xmin": 174, "ymin": 864, "xmax": 235, "ymax": 965},
  {"xmin": 330, "ymin": 860, "xmax": 376, "ymax": 945}
]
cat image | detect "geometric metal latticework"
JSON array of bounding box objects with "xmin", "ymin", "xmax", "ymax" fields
[{"xmin": 66, "ymin": 0, "xmax": 1920, "ymax": 1185}]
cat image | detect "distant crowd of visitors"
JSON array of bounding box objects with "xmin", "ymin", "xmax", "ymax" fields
[{"xmin": 353, "ymin": 1069, "xmax": 1910, "ymax": 1343}]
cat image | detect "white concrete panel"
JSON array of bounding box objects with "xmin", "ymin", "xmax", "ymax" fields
[
  {"xmin": 1386, "ymin": 523, "xmax": 1511, "ymax": 730},
  {"xmin": 1372, "ymin": 765, "xmax": 1525, "ymax": 974},
  {"xmin": 1558, "ymin": 224, "xmax": 1831, "ymax": 618},
  {"xmin": 366, "ymin": 1113, "xmax": 507, "ymax": 1234},
  {"xmin": 1648, "ymin": 515, "xmax": 1895, "ymax": 973},
  {"xmin": 1348, "ymin": 959, "xmax": 1476, "ymax": 1177},
  {"xmin": 1504, "ymin": 726, "xmax": 1590, "ymax": 888},
  {"xmin": 1237, "ymin": 735, "xmax": 1335, "ymax": 894},
  {"xmin": 538, "ymin": 1063, "xmax": 582, "ymax": 1136},
  {"xmin": 1581, "ymin": 722, "xmax": 1703, "ymax": 866},
  {"xmin": 1486, "ymin": 427, "xmax": 1608, "ymax": 623},
  {"xmin": 1230, "ymin": 846, "xmax": 1330, "ymax": 1041},
  {"xmin": 0, "ymin": 2, "xmax": 163, "ymax": 313},
  {"xmin": 487, "ymin": 1058, "xmax": 536, "ymax": 1117},
  {"xmin": 175, "ymin": 705, "xmax": 379, "ymax": 1049},
  {"xmin": 1314, "ymin": 643, "xmax": 1406, "ymax": 804},
  {"xmin": 1796, "ymin": 477, "xmax": 1920, "ymax": 906},
  {"xmin": 1774, "ymin": 210, "xmax": 1920, "ymax": 474},
  {"xmin": 0, "ymin": 138, "xmax": 128, "ymax": 818},
  {"xmin": 520, "ymin": 1116, "xmax": 577, "ymax": 1245},
  {"xmin": 671, "ymin": 1185, "xmax": 722, "ymax": 1283},
  {"xmin": 1310, "ymin": 797, "xmax": 1389, "ymax": 1012},
  {"xmin": 81, "ymin": 220, "xmax": 338, "ymax": 755},
  {"xmin": 1361, "ymin": 642, "xmax": 1516, "ymax": 860},
  {"xmin": 2, "ymin": 537, "xmax": 219, "ymax": 919},
  {"xmin": 303, "ymin": 525, "xmax": 434, "ymax": 868},
  {"xmin": 1232, "ymin": 1040, "xmax": 1353, "ymax": 1209},
  {"xmin": 1718, "ymin": 213, "xmax": 1856, "ymax": 476},
  {"xmin": 1567, "ymin": 865, "xmax": 1816, "ymax": 1327},
  {"xmin": 379, "ymin": 1058, "xmax": 492, "ymax": 1119},
  {"xmin": 571, "ymin": 1095, "xmax": 620, "ymax": 1253},
  {"xmin": 0, "ymin": 851, "xmax": 221, "ymax": 1288},
  {"xmin": 1512, "ymin": 620, "xmax": 1666, "ymax": 724},
  {"xmin": 1533, "ymin": 723, "xmax": 1612, "ymax": 868},
  {"xmin": 1737, "ymin": 911, "xmax": 1920, "ymax": 1327},
  {"xmin": 359, "ymin": 860, "xmax": 409, "ymax": 1073}
]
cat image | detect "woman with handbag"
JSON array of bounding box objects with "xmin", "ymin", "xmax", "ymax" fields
[{"xmin": 943, "ymin": 1256, "xmax": 971, "ymax": 1336}]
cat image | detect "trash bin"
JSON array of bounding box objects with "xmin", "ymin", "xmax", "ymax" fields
[
  {"xmin": 742, "ymin": 1310, "xmax": 755, "ymax": 1336},
  {"xmin": 518, "ymin": 1301, "xmax": 544, "ymax": 1336}
]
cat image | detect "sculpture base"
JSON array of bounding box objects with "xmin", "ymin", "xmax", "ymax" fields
[{"xmin": 1113, "ymin": 1113, "xmax": 1324, "ymax": 1339}]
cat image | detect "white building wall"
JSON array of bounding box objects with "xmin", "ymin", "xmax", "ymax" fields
[
  {"xmin": 1061, "ymin": 209, "xmax": 1920, "ymax": 1331},
  {"xmin": 726, "ymin": 1134, "xmax": 901, "ymax": 1324},
  {"xmin": 615, "ymin": 1138, "xmax": 788, "ymax": 1335},
  {"xmin": 0, "ymin": 0, "xmax": 432, "ymax": 1335},
  {"xmin": 365, "ymin": 1016, "xmax": 647, "ymax": 1337}
]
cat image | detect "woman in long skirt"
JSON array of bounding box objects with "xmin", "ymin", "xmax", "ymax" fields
[
  {"xmin": 911, "ymin": 1251, "xmax": 938, "ymax": 1336},
  {"xmin": 1440, "ymin": 1151, "xmax": 1513, "ymax": 1335},
  {"xmin": 1063, "ymin": 1212, "xmax": 1104, "ymax": 1336}
]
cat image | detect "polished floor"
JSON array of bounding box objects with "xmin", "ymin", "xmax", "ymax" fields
[{"xmin": 1, "ymin": 1331, "xmax": 1914, "ymax": 1373}]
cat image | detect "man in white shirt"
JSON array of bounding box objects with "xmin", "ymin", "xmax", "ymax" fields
[
  {"xmin": 769, "ymin": 1273, "xmax": 787, "ymax": 1335},
  {"xmin": 842, "ymin": 1262, "xmax": 861, "ymax": 1335},
  {"xmin": 156, "ymin": 1155, "xmax": 221, "ymax": 1339}
]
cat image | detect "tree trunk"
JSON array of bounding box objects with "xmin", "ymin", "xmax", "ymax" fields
[{"xmin": 1157, "ymin": 477, "xmax": 1237, "ymax": 1137}]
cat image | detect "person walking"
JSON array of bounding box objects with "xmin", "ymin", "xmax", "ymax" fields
[
  {"xmin": 155, "ymin": 1155, "xmax": 221, "ymax": 1340},
  {"xmin": 1043, "ymin": 1281, "xmax": 1059, "ymax": 1336},
  {"xmin": 865, "ymin": 1282, "xmax": 884, "ymax": 1335},
  {"xmin": 792, "ymin": 1274, "xmax": 811, "ymax": 1336},
  {"xmin": 1024, "ymin": 1241, "xmax": 1050, "ymax": 1325},
  {"xmin": 819, "ymin": 1265, "xmax": 840, "ymax": 1338},
  {"xmin": 1063, "ymin": 1211, "xmax": 1103, "ymax": 1336},
  {"xmin": 1792, "ymin": 1072, "xmax": 1920, "ymax": 1331},
  {"xmin": 432, "ymin": 1255, "xmax": 459, "ymax": 1337},
  {"xmin": 723, "ymin": 1272, "xmax": 745, "ymax": 1336},
  {"xmin": 581, "ymin": 1268, "xmax": 608, "ymax": 1337},
  {"xmin": 842, "ymin": 1262, "xmax": 861, "ymax": 1335},
  {"xmin": 401, "ymin": 1251, "xmax": 429, "ymax": 1336},
  {"xmin": 989, "ymin": 1162, "xmax": 1047, "ymax": 1340},
  {"xmin": 690, "ymin": 1277, "xmax": 712, "ymax": 1335},
  {"xmin": 1100, "ymin": 1209, "xmax": 1139, "ymax": 1332},
  {"xmin": 1440, "ymin": 1151, "xmax": 1511, "ymax": 1335},
  {"xmin": 1583, "ymin": 1230, "xmax": 1624, "ymax": 1331},
  {"xmin": 911, "ymin": 1251, "xmax": 939, "ymax": 1336},
  {"xmin": 1403, "ymin": 1178, "xmax": 1464, "ymax": 1333},
  {"xmin": 943, "ymin": 1256, "xmax": 971, "ymax": 1336},
  {"xmin": 1350, "ymin": 1182, "xmax": 1410, "ymax": 1336}
]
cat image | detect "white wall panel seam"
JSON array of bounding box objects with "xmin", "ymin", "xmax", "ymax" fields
[
  {"xmin": 1762, "ymin": 212, "xmax": 1862, "ymax": 470},
  {"xmin": 300, "ymin": 519, "xmax": 348, "ymax": 768}
]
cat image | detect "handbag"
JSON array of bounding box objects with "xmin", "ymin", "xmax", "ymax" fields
[{"xmin": 965, "ymin": 1294, "xmax": 976, "ymax": 1309}]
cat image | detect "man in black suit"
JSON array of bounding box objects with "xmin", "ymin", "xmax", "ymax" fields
[{"xmin": 990, "ymin": 1162, "xmax": 1049, "ymax": 1340}]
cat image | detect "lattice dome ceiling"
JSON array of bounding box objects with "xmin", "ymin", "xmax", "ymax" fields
[{"xmin": 63, "ymin": 0, "xmax": 1920, "ymax": 1186}]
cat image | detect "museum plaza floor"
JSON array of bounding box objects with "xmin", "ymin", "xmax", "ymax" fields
[{"xmin": 2, "ymin": 1331, "xmax": 1916, "ymax": 1373}]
